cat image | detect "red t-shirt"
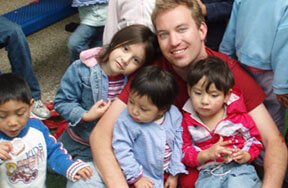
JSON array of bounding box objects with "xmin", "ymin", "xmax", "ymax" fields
[{"xmin": 118, "ymin": 48, "xmax": 265, "ymax": 112}]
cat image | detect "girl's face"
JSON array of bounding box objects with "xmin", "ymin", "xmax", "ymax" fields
[
  {"xmin": 188, "ymin": 76, "xmax": 230, "ymax": 121},
  {"xmin": 106, "ymin": 43, "xmax": 147, "ymax": 76},
  {"xmin": 0, "ymin": 100, "xmax": 33, "ymax": 137},
  {"xmin": 128, "ymin": 92, "xmax": 165, "ymax": 123}
]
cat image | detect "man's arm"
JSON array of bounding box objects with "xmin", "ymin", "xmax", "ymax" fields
[
  {"xmin": 248, "ymin": 104, "xmax": 287, "ymax": 188},
  {"xmin": 89, "ymin": 99, "xmax": 129, "ymax": 188}
]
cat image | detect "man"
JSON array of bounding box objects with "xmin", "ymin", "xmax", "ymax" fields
[
  {"xmin": 87, "ymin": 0, "xmax": 287, "ymax": 187},
  {"xmin": 0, "ymin": 16, "xmax": 50, "ymax": 120}
]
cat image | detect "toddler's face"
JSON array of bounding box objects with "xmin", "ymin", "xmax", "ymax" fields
[
  {"xmin": 0, "ymin": 100, "xmax": 32, "ymax": 137},
  {"xmin": 127, "ymin": 92, "xmax": 165, "ymax": 123}
]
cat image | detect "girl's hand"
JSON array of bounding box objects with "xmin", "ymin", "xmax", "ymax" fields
[
  {"xmin": 164, "ymin": 175, "xmax": 178, "ymax": 188},
  {"xmin": 232, "ymin": 148, "xmax": 251, "ymax": 164},
  {"xmin": 134, "ymin": 176, "xmax": 155, "ymax": 188},
  {"xmin": 0, "ymin": 142, "xmax": 13, "ymax": 162},
  {"xmin": 73, "ymin": 166, "xmax": 93, "ymax": 181},
  {"xmin": 82, "ymin": 99, "xmax": 111, "ymax": 122}
]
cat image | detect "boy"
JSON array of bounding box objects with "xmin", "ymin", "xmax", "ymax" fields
[
  {"xmin": 113, "ymin": 66, "xmax": 187, "ymax": 188},
  {"xmin": 0, "ymin": 73, "xmax": 92, "ymax": 188},
  {"xmin": 181, "ymin": 57, "xmax": 263, "ymax": 187}
]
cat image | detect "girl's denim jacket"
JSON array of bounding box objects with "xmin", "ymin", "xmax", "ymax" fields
[
  {"xmin": 72, "ymin": 0, "xmax": 108, "ymax": 7},
  {"xmin": 55, "ymin": 51, "xmax": 127, "ymax": 142},
  {"xmin": 113, "ymin": 106, "xmax": 187, "ymax": 187}
]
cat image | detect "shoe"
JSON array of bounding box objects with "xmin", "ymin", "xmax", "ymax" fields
[{"xmin": 31, "ymin": 100, "xmax": 51, "ymax": 120}]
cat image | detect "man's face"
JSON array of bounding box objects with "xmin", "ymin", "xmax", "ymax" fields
[{"xmin": 155, "ymin": 5, "xmax": 207, "ymax": 69}]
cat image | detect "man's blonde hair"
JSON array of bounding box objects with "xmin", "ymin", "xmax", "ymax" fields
[{"xmin": 151, "ymin": 0, "xmax": 204, "ymax": 29}]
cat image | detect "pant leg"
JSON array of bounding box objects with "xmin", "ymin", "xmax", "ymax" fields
[
  {"xmin": 68, "ymin": 24, "xmax": 104, "ymax": 63},
  {"xmin": 249, "ymin": 70, "xmax": 286, "ymax": 134},
  {"xmin": 224, "ymin": 164, "xmax": 261, "ymax": 188},
  {"xmin": 66, "ymin": 161, "xmax": 106, "ymax": 188},
  {"xmin": 58, "ymin": 130, "xmax": 93, "ymax": 162},
  {"xmin": 0, "ymin": 16, "xmax": 41, "ymax": 100}
]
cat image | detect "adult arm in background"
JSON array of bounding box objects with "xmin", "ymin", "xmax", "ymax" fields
[
  {"xmin": 90, "ymin": 98, "xmax": 129, "ymax": 188},
  {"xmin": 196, "ymin": 0, "xmax": 234, "ymax": 21},
  {"xmin": 248, "ymin": 104, "xmax": 287, "ymax": 188}
]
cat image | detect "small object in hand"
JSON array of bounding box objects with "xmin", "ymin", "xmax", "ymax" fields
[{"xmin": 10, "ymin": 138, "xmax": 25, "ymax": 156}]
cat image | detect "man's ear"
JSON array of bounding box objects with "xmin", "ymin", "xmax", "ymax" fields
[
  {"xmin": 224, "ymin": 89, "xmax": 233, "ymax": 104},
  {"xmin": 199, "ymin": 21, "xmax": 208, "ymax": 42}
]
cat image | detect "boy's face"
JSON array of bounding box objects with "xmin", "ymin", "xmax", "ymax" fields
[
  {"xmin": 188, "ymin": 76, "xmax": 230, "ymax": 120},
  {"xmin": 0, "ymin": 100, "xmax": 33, "ymax": 137},
  {"xmin": 127, "ymin": 92, "xmax": 165, "ymax": 123}
]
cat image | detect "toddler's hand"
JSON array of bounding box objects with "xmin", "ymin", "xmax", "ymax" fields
[
  {"xmin": 83, "ymin": 99, "xmax": 111, "ymax": 122},
  {"xmin": 206, "ymin": 136, "xmax": 232, "ymax": 160},
  {"xmin": 164, "ymin": 174, "xmax": 178, "ymax": 188},
  {"xmin": 73, "ymin": 166, "xmax": 93, "ymax": 181},
  {"xmin": 0, "ymin": 142, "xmax": 13, "ymax": 162},
  {"xmin": 232, "ymin": 148, "xmax": 251, "ymax": 164},
  {"xmin": 134, "ymin": 176, "xmax": 155, "ymax": 188}
]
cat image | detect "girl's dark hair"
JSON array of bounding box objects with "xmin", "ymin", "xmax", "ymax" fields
[
  {"xmin": 0, "ymin": 73, "xmax": 32, "ymax": 105},
  {"xmin": 99, "ymin": 24, "xmax": 158, "ymax": 65},
  {"xmin": 130, "ymin": 65, "xmax": 178, "ymax": 111},
  {"xmin": 187, "ymin": 56, "xmax": 235, "ymax": 95}
]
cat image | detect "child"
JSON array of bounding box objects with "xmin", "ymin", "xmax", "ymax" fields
[
  {"xmin": 103, "ymin": 0, "xmax": 155, "ymax": 45},
  {"xmin": 181, "ymin": 57, "xmax": 263, "ymax": 188},
  {"xmin": 68, "ymin": 0, "xmax": 108, "ymax": 62},
  {"xmin": 113, "ymin": 66, "xmax": 187, "ymax": 188},
  {"xmin": 55, "ymin": 24, "xmax": 157, "ymax": 161},
  {"xmin": 0, "ymin": 73, "xmax": 92, "ymax": 188}
]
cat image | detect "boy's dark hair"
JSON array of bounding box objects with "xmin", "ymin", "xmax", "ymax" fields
[
  {"xmin": 187, "ymin": 56, "xmax": 235, "ymax": 95},
  {"xmin": 130, "ymin": 65, "xmax": 178, "ymax": 111},
  {"xmin": 99, "ymin": 24, "xmax": 158, "ymax": 66},
  {"xmin": 0, "ymin": 73, "xmax": 32, "ymax": 105}
]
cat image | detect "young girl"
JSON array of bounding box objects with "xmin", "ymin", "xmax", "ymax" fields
[
  {"xmin": 54, "ymin": 24, "xmax": 157, "ymax": 162},
  {"xmin": 181, "ymin": 57, "xmax": 263, "ymax": 188},
  {"xmin": 113, "ymin": 66, "xmax": 187, "ymax": 188}
]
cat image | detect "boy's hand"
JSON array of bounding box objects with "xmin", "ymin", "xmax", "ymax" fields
[
  {"xmin": 232, "ymin": 148, "xmax": 251, "ymax": 164},
  {"xmin": 82, "ymin": 99, "xmax": 111, "ymax": 122},
  {"xmin": 0, "ymin": 142, "xmax": 13, "ymax": 162},
  {"xmin": 134, "ymin": 176, "xmax": 155, "ymax": 188},
  {"xmin": 206, "ymin": 137, "xmax": 232, "ymax": 160},
  {"xmin": 73, "ymin": 166, "xmax": 93, "ymax": 181},
  {"xmin": 164, "ymin": 175, "xmax": 178, "ymax": 188}
]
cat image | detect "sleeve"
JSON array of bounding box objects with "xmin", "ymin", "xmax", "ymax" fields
[
  {"xmin": 112, "ymin": 117, "xmax": 143, "ymax": 183},
  {"xmin": 102, "ymin": 0, "xmax": 120, "ymax": 45},
  {"xmin": 240, "ymin": 114, "xmax": 264, "ymax": 162},
  {"xmin": 219, "ymin": 0, "xmax": 240, "ymax": 58},
  {"xmin": 168, "ymin": 108, "xmax": 187, "ymax": 175},
  {"xmin": 181, "ymin": 113, "xmax": 202, "ymax": 168},
  {"xmin": 54, "ymin": 61, "xmax": 87, "ymax": 126},
  {"xmin": 271, "ymin": 7, "xmax": 288, "ymax": 95},
  {"xmin": 205, "ymin": 0, "xmax": 234, "ymax": 22},
  {"xmin": 40, "ymin": 122, "xmax": 90, "ymax": 181}
]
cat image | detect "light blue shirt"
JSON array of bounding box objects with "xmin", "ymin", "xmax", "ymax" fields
[
  {"xmin": 113, "ymin": 106, "xmax": 187, "ymax": 187},
  {"xmin": 219, "ymin": 0, "xmax": 288, "ymax": 95}
]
